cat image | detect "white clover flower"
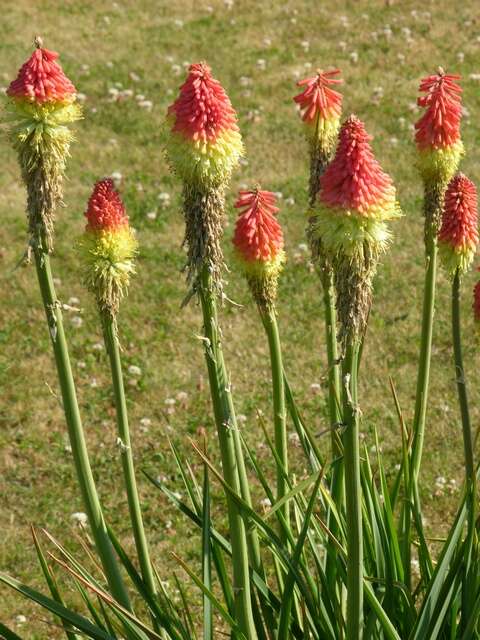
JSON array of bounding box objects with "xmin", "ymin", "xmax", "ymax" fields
[
  {"xmin": 128, "ymin": 365, "xmax": 142, "ymax": 377},
  {"xmin": 110, "ymin": 171, "xmax": 122, "ymax": 186},
  {"xmin": 71, "ymin": 512, "xmax": 88, "ymax": 526},
  {"xmin": 71, "ymin": 316, "xmax": 83, "ymax": 328}
]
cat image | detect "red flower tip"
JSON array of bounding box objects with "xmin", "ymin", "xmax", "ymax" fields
[
  {"xmin": 85, "ymin": 179, "xmax": 128, "ymax": 231},
  {"xmin": 294, "ymin": 69, "xmax": 343, "ymax": 123},
  {"xmin": 168, "ymin": 61, "xmax": 239, "ymax": 144},
  {"xmin": 474, "ymin": 278, "xmax": 480, "ymax": 322},
  {"xmin": 415, "ymin": 69, "xmax": 462, "ymax": 150},
  {"xmin": 233, "ymin": 188, "xmax": 284, "ymax": 263},
  {"xmin": 319, "ymin": 115, "xmax": 394, "ymax": 214},
  {"xmin": 438, "ymin": 173, "xmax": 478, "ymax": 251},
  {"xmin": 7, "ymin": 46, "xmax": 76, "ymax": 104}
]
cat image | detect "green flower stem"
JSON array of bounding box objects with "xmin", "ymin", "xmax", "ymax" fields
[
  {"xmin": 342, "ymin": 339, "xmax": 363, "ymax": 640},
  {"xmin": 33, "ymin": 239, "xmax": 130, "ymax": 610},
  {"xmin": 321, "ymin": 268, "xmax": 343, "ymax": 481},
  {"xmin": 198, "ymin": 267, "xmax": 258, "ymax": 640},
  {"xmin": 260, "ymin": 307, "xmax": 289, "ymax": 538},
  {"xmin": 101, "ymin": 314, "xmax": 157, "ymax": 600},
  {"xmin": 410, "ymin": 229, "xmax": 437, "ymax": 524},
  {"xmin": 452, "ymin": 269, "xmax": 476, "ymax": 632},
  {"xmin": 451, "ymin": 270, "xmax": 475, "ymax": 489}
]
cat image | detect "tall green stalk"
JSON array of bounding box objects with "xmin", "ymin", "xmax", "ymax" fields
[
  {"xmin": 342, "ymin": 339, "xmax": 363, "ymax": 640},
  {"xmin": 33, "ymin": 235, "xmax": 130, "ymax": 609},
  {"xmin": 320, "ymin": 268, "xmax": 343, "ymax": 491},
  {"xmin": 260, "ymin": 308, "xmax": 289, "ymax": 537},
  {"xmin": 410, "ymin": 229, "xmax": 437, "ymax": 493},
  {"xmin": 451, "ymin": 270, "xmax": 475, "ymax": 490},
  {"xmin": 451, "ymin": 269, "xmax": 476, "ymax": 630},
  {"xmin": 198, "ymin": 267, "xmax": 258, "ymax": 640},
  {"xmin": 101, "ymin": 314, "xmax": 157, "ymax": 599}
]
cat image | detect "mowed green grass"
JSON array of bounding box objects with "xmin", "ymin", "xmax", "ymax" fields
[{"xmin": 1, "ymin": 0, "xmax": 480, "ymax": 635}]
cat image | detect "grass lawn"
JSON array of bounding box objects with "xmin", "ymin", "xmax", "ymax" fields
[{"xmin": 1, "ymin": 0, "xmax": 480, "ymax": 635}]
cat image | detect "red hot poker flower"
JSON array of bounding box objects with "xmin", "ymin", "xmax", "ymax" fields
[
  {"xmin": 415, "ymin": 70, "xmax": 462, "ymax": 151},
  {"xmin": 439, "ymin": 174, "xmax": 478, "ymax": 251},
  {"xmin": 85, "ymin": 179, "xmax": 129, "ymax": 231},
  {"xmin": 168, "ymin": 62, "xmax": 239, "ymax": 144},
  {"xmin": 438, "ymin": 174, "xmax": 478, "ymax": 274},
  {"xmin": 319, "ymin": 115, "xmax": 396, "ymax": 219},
  {"xmin": 233, "ymin": 189, "xmax": 284, "ymax": 263},
  {"xmin": 7, "ymin": 47, "xmax": 76, "ymax": 104},
  {"xmin": 294, "ymin": 69, "xmax": 343, "ymax": 124}
]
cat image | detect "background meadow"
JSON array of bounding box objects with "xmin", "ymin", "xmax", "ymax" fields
[{"xmin": 1, "ymin": 0, "xmax": 480, "ymax": 634}]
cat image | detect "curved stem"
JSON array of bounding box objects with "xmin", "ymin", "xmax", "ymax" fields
[
  {"xmin": 198, "ymin": 268, "xmax": 258, "ymax": 640},
  {"xmin": 342, "ymin": 339, "xmax": 363, "ymax": 640},
  {"xmin": 33, "ymin": 243, "xmax": 130, "ymax": 609},
  {"xmin": 260, "ymin": 308, "xmax": 289, "ymax": 537},
  {"xmin": 102, "ymin": 314, "xmax": 157, "ymax": 600}
]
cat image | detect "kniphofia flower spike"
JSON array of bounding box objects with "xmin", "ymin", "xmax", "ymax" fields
[
  {"xmin": 233, "ymin": 188, "xmax": 285, "ymax": 310},
  {"xmin": 5, "ymin": 37, "xmax": 82, "ymax": 250},
  {"xmin": 294, "ymin": 69, "xmax": 343, "ymax": 149},
  {"xmin": 311, "ymin": 115, "xmax": 400, "ymax": 258},
  {"xmin": 415, "ymin": 68, "xmax": 463, "ymax": 186},
  {"xmin": 80, "ymin": 179, "xmax": 137, "ymax": 317},
  {"xmin": 438, "ymin": 174, "xmax": 478, "ymax": 276},
  {"xmin": 165, "ymin": 62, "xmax": 243, "ymax": 187}
]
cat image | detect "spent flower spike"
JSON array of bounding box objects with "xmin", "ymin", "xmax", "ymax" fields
[
  {"xmin": 415, "ymin": 68, "xmax": 464, "ymax": 185},
  {"xmin": 233, "ymin": 188, "xmax": 285, "ymax": 309},
  {"xmin": 80, "ymin": 179, "xmax": 137, "ymax": 317},
  {"xmin": 438, "ymin": 174, "xmax": 478, "ymax": 275},
  {"xmin": 165, "ymin": 62, "xmax": 243, "ymax": 186}
]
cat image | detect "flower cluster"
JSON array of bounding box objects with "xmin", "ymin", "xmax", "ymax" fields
[
  {"xmin": 415, "ymin": 69, "xmax": 463, "ymax": 186},
  {"xmin": 311, "ymin": 115, "xmax": 400, "ymax": 257},
  {"xmin": 233, "ymin": 188, "xmax": 285, "ymax": 309},
  {"xmin": 310, "ymin": 115, "xmax": 399, "ymax": 341},
  {"xmin": 294, "ymin": 69, "xmax": 343, "ymax": 151},
  {"xmin": 438, "ymin": 174, "xmax": 478, "ymax": 276},
  {"xmin": 5, "ymin": 40, "xmax": 82, "ymax": 250},
  {"xmin": 294, "ymin": 69, "xmax": 343, "ymax": 205},
  {"xmin": 165, "ymin": 62, "xmax": 243, "ymax": 187},
  {"xmin": 80, "ymin": 179, "xmax": 137, "ymax": 316}
]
